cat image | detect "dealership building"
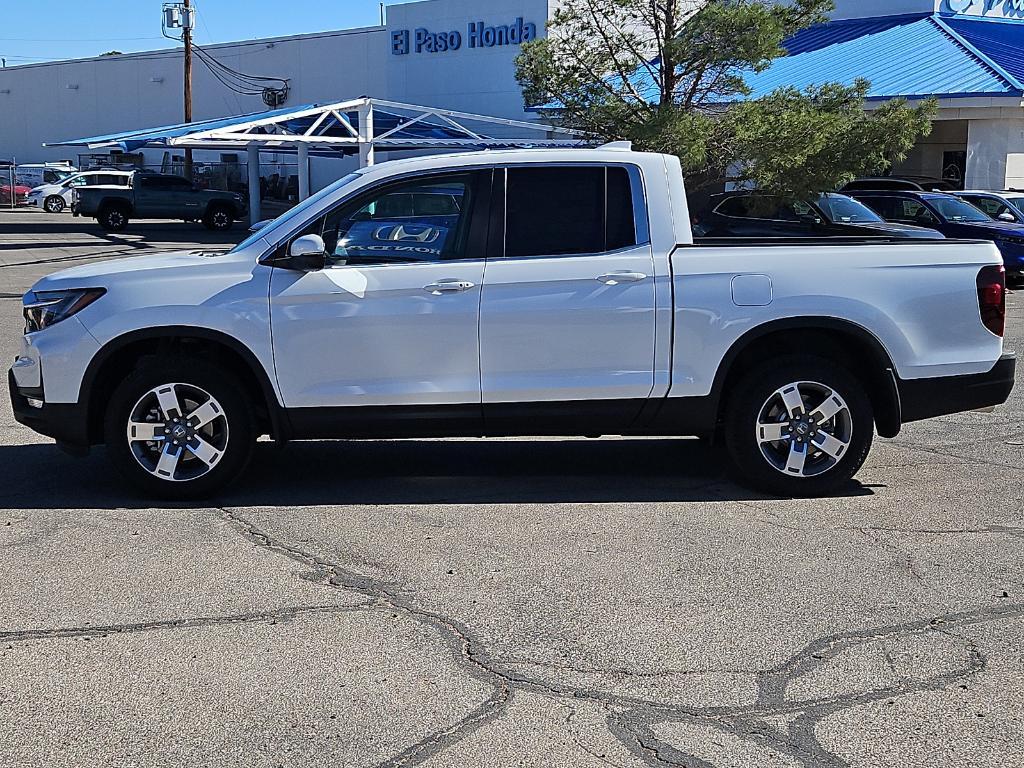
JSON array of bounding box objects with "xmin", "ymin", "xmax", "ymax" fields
[{"xmin": 2, "ymin": 0, "xmax": 1024, "ymax": 191}]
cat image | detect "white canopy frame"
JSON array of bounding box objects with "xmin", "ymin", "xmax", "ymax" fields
[{"xmin": 166, "ymin": 97, "xmax": 587, "ymax": 220}]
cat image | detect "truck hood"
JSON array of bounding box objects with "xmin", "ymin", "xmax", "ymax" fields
[
  {"xmin": 853, "ymin": 221, "xmax": 945, "ymax": 239},
  {"xmin": 949, "ymin": 221, "xmax": 1024, "ymax": 238},
  {"xmin": 32, "ymin": 249, "xmax": 252, "ymax": 291}
]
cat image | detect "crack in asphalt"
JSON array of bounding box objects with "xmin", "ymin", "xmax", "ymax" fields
[
  {"xmin": 498, "ymin": 658, "xmax": 761, "ymax": 679},
  {"xmin": 3, "ymin": 503, "xmax": 1019, "ymax": 767},
  {"xmin": 565, "ymin": 703, "xmax": 633, "ymax": 768},
  {"xmin": 215, "ymin": 508, "xmax": 1024, "ymax": 768},
  {"xmin": 0, "ymin": 604, "xmax": 369, "ymax": 644},
  {"xmin": 221, "ymin": 509, "xmax": 514, "ymax": 768},
  {"xmin": 854, "ymin": 527, "xmax": 953, "ymax": 611}
]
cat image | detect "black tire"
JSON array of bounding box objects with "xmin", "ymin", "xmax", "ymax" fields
[
  {"xmin": 722, "ymin": 355, "xmax": 874, "ymax": 497},
  {"xmin": 98, "ymin": 204, "xmax": 129, "ymax": 232},
  {"xmin": 44, "ymin": 195, "xmax": 66, "ymax": 213},
  {"xmin": 202, "ymin": 204, "xmax": 234, "ymax": 231},
  {"xmin": 103, "ymin": 356, "xmax": 256, "ymax": 500}
]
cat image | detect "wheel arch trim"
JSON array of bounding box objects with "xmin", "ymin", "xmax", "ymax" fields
[
  {"xmin": 81, "ymin": 325, "xmax": 286, "ymax": 443},
  {"xmin": 709, "ymin": 316, "xmax": 903, "ymax": 438}
]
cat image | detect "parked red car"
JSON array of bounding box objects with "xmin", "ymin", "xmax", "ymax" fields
[{"xmin": 0, "ymin": 183, "xmax": 32, "ymax": 205}]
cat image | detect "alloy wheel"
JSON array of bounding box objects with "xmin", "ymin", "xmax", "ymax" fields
[
  {"xmin": 755, "ymin": 380, "xmax": 853, "ymax": 478},
  {"xmin": 126, "ymin": 383, "xmax": 229, "ymax": 482}
]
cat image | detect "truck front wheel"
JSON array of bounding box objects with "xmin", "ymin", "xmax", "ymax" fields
[
  {"xmin": 44, "ymin": 195, "xmax": 66, "ymax": 213},
  {"xmin": 723, "ymin": 355, "xmax": 873, "ymax": 497},
  {"xmin": 98, "ymin": 204, "xmax": 130, "ymax": 232},
  {"xmin": 103, "ymin": 357, "xmax": 256, "ymax": 499}
]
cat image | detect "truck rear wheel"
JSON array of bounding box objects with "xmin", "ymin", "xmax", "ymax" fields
[
  {"xmin": 98, "ymin": 204, "xmax": 129, "ymax": 232},
  {"xmin": 723, "ymin": 355, "xmax": 873, "ymax": 497},
  {"xmin": 103, "ymin": 357, "xmax": 256, "ymax": 500},
  {"xmin": 203, "ymin": 204, "xmax": 234, "ymax": 231}
]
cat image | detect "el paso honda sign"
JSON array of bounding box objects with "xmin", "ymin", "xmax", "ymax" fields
[{"xmin": 392, "ymin": 17, "xmax": 538, "ymax": 55}]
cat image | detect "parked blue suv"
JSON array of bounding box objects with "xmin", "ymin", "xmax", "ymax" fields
[{"xmin": 850, "ymin": 190, "xmax": 1024, "ymax": 278}]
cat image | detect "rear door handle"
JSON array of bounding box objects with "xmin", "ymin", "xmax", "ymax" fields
[
  {"xmin": 596, "ymin": 271, "xmax": 647, "ymax": 285},
  {"xmin": 424, "ymin": 279, "xmax": 475, "ymax": 295}
]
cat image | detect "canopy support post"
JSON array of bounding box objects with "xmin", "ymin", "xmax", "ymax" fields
[
  {"xmin": 358, "ymin": 101, "xmax": 375, "ymax": 168},
  {"xmin": 297, "ymin": 143, "xmax": 310, "ymax": 200},
  {"xmin": 247, "ymin": 144, "xmax": 261, "ymax": 224}
]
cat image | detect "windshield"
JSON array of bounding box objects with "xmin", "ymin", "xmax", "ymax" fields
[
  {"xmin": 229, "ymin": 171, "xmax": 364, "ymax": 253},
  {"xmin": 1004, "ymin": 195, "xmax": 1024, "ymax": 210},
  {"xmin": 927, "ymin": 196, "xmax": 990, "ymax": 223},
  {"xmin": 816, "ymin": 193, "xmax": 884, "ymax": 223}
]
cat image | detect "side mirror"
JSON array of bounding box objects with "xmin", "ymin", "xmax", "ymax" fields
[
  {"xmin": 286, "ymin": 234, "xmax": 327, "ymax": 272},
  {"xmin": 998, "ymin": 212, "xmax": 1016, "ymax": 222}
]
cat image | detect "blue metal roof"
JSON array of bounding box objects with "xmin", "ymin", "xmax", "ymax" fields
[
  {"xmin": 944, "ymin": 16, "xmax": 1024, "ymax": 88},
  {"xmin": 782, "ymin": 13, "xmax": 931, "ymax": 55},
  {"xmin": 742, "ymin": 14, "xmax": 1023, "ymax": 101}
]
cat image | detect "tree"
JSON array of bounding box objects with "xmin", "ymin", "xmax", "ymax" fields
[{"xmin": 515, "ymin": 0, "xmax": 936, "ymax": 197}]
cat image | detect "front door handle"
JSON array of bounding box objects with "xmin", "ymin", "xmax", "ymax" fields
[
  {"xmin": 596, "ymin": 271, "xmax": 647, "ymax": 285},
  {"xmin": 424, "ymin": 279, "xmax": 475, "ymax": 295}
]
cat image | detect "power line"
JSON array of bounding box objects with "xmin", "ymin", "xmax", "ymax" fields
[
  {"xmin": 190, "ymin": 41, "xmax": 289, "ymax": 106},
  {"xmin": 0, "ymin": 36, "xmax": 164, "ymax": 42},
  {"xmin": 194, "ymin": 43, "xmax": 287, "ymax": 86}
]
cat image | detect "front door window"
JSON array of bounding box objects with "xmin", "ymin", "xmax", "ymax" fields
[{"xmin": 314, "ymin": 176, "xmax": 475, "ymax": 266}]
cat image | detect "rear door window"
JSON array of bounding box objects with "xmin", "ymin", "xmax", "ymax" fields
[
  {"xmin": 504, "ymin": 166, "xmax": 638, "ymax": 258},
  {"xmin": 858, "ymin": 196, "xmax": 914, "ymax": 221},
  {"xmin": 714, "ymin": 196, "xmax": 801, "ymax": 221}
]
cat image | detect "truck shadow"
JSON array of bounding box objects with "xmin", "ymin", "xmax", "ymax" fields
[
  {"xmin": 0, "ymin": 438, "xmax": 874, "ymax": 509},
  {"xmin": 0, "ymin": 217, "xmax": 244, "ymax": 246}
]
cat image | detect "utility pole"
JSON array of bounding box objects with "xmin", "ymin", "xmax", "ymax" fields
[{"xmin": 183, "ymin": 0, "xmax": 193, "ymax": 182}]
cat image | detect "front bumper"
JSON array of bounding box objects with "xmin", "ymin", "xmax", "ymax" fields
[
  {"xmin": 898, "ymin": 353, "xmax": 1016, "ymax": 423},
  {"xmin": 9, "ymin": 368, "xmax": 91, "ymax": 449}
]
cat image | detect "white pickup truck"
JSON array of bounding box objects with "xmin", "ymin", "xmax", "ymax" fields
[{"xmin": 9, "ymin": 148, "xmax": 1015, "ymax": 499}]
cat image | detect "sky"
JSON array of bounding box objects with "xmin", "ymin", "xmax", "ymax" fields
[{"xmin": 0, "ymin": 0, "xmax": 418, "ymax": 67}]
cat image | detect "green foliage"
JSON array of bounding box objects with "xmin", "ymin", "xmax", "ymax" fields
[{"xmin": 516, "ymin": 0, "xmax": 937, "ymax": 196}]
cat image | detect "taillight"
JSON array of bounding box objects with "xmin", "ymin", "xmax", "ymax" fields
[{"xmin": 977, "ymin": 265, "xmax": 1006, "ymax": 337}]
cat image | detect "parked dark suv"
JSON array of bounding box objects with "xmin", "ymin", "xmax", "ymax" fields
[
  {"xmin": 849, "ymin": 190, "xmax": 1024, "ymax": 277},
  {"xmin": 694, "ymin": 192, "xmax": 945, "ymax": 239}
]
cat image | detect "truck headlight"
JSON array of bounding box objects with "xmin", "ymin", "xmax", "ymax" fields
[{"xmin": 23, "ymin": 288, "xmax": 106, "ymax": 334}]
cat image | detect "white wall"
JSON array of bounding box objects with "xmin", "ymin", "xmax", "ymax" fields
[
  {"xmin": 0, "ymin": 0, "xmax": 552, "ymax": 168},
  {"xmin": 827, "ymin": 0, "xmax": 1024, "ymax": 19},
  {"xmin": 967, "ymin": 118, "xmax": 1024, "ymax": 189},
  {"xmin": 383, "ymin": 0, "xmax": 551, "ymax": 119},
  {"xmin": 0, "ymin": 25, "xmax": 389, "ymax": 166},
  {"xmin": 893, "ymin": 119, "xmax": 968, "ymax": 179},
  {"xmin": 829, "ymin": 0, "xmax": 935, "ymax": 19}
]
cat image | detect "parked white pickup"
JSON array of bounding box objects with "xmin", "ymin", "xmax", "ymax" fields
[{"xmin": 10, "ymin": 147, "xmax": 1015, "ymax": 498}]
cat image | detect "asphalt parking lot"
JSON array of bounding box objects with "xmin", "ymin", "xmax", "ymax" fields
[{"xmin": 1, "ymin": 208, "xmax": 1022, "ymax": 768}]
